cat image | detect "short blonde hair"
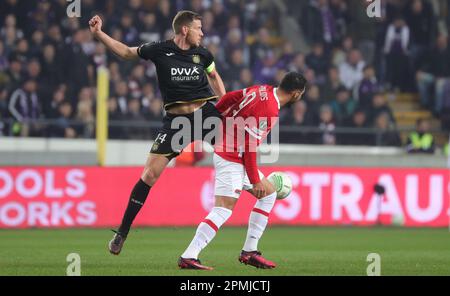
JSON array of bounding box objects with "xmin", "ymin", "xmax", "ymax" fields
[{"xmin": 172, "ymin": 10, "xmax": 202, "ymax": 34}]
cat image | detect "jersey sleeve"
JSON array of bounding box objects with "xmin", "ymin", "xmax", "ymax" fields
[
  {"xmin": 203, "ymin": 48, "xmax": 215, "ymax": 73},
  {"xmin": 137, "ymin": 42, "xmax": 158, "ymax": 61},
  {"xmin": 215, "ymin": 89, "xmax": 244, "ymax": 114},
  {"xmin": 243, "ymin": 132, "xmax": 261, "ymax": 184}
]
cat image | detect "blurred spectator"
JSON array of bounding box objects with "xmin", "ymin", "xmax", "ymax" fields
[
  {"xmin": 40, "ymin": 44, "xmax": 63, "ymax": 92},
  {"xmin": 416, "ymin": 34, "xmax": 450, "ymax": 115},
  {"xmin": 224, "ymin": 49, "xmax": 246, "ymax": 87},
  {"xmin": 65, "ymin": 30, "xmax": 93, "ymax": 99},
  {"xmin": 0, "ymin": 0, "xmax": 447, "ymax": 146},
  {"xmin": 302, "ymin": 0, "xmax": 339, "ymax": 46},
  {"xmin": 305, "ymin": 42, "xmax": 329, "ymax": 84},
  {"xmin": 322, "ymin": 66, "xmax": 344, "ymax": 102},
  {"xmin": 330, "ymin": 86, "xmax": 356, "ymax": 126},
  {"xmin": 340, "ymin": 108, "xmax": 374, "ymax": 146},
  {"xmin": 4, "ymin": 54, "xmax": 22, "ymax": 92},
  {"xmin": 140, "ymin": 12, "xmax": 161, "ymax": 44},
  {"xmin": 144, "ymin": 97, "xmax": 164, "ymax": 121},
  {"xmin": 126, "ymin": 98, "xmax": 147, "ymax": 140},
  {"xmin": 348, "ymin": 1, "xmax": 377, "ymax": 64},
  {"xmin": 406, "ymin": 118, "xmax": 435, "ymax": 153},
  {"xmin": 332, "ymin": 35, "xmax": 354, "ymax": 67},
  {"xmin": 8, "ymin": 79, "xmax": 43, "ymax": 137},
  {"xmin": 108, "ymin": 97, "xmax": 125, "ymax": 139},
  {"xmin": 404, "ymin": 0, "xmax": 437, "ymax": 69},
  {"xmin": 277, "ymin": 42, "xmax": 296, "ymax": 69},
  {"xmin": 304, "ymin": 84, "xmax": 322, "ymax": 125},
  {"xmin": 315, "ymin": 104, "xmax": 336, "ymax": 145},
  {"xmin": 75, "ymin": 99, "xmax": 95, "ymax": 138},
  {"xmin": 211, "ymin": 0, "xmax": 229, "ymax": 36},
  {"xmin": 354, "ymin": 65, "xmax": 381, "ymax": 109},
  {"xmin": 288, "ymin": 52, "xmax": 309, "ymax": 74},
  {"xmin": 44, "ymin": 85, "xmax": 66, "ymax": 119},
  {"xmin": 367, "ymin": 93, "xmax": 396, "ymax": 126},
  {"xmin": 201, "ymin": 10, "xmax": 220, "ymax": 47},
  {"xmin": 384, "ymin": 17, "xmax": 412, "ymax": 91},
  {"xmin": 0, "ymin": 86, "xmax": 9, "ymax": 135},
  {"xmin": 0, "ymin": 41, "xmax": 7, "ymax": 71},
  {"xmin": 49, "ymin": 100, "xmax": 77, "ymax": 138},
  {"xmin": 119, "ymin": 11, "xmax": 140, "ymax": 45},
  {"xmin": 280, "ymin": 100, "xmax": 313, "ymax": 144},
  {"xmin": 374, "ymin": 112, "xmax": 402, "ymax": 147},
  {"xmin": 250, "ymin": 27, "xmax": 273, "ymax": 67},
  {"xmin": 224, "ymin": 28, "xmax": 244, "ymax": 64},
  {"xmin": 114, "ymin": 81, "xmax": 130, "ymax": 115},
  {"xmin": 338, "ymin": 49, "xmax": 365, "ymax": 90},
  {"xmin": 253, "ymin": 50, "xmax": 278, "ymax": 84},
  {"xmin": 231, "ymin": 68, "xmax": 254, "ymax": 90}
]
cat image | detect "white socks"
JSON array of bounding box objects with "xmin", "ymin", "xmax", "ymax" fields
[
  {"xmin": 181, "ymin": 192, "xmax": 277, "ymax": 259},
  {"xmin": 181, "ymin": 207, "xmax": 232, "ymax": 259},
  {"xmin": 243, "ymin": 192, "xmax": 277, "ymax": 252}
]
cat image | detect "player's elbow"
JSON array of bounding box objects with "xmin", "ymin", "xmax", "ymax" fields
[{"xmin": 122, "ymin": 47, "xmax": 137, "ymax": 60}]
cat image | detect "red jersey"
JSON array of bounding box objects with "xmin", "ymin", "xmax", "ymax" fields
[{"xmin": 214, "ymin": 85, "xmax": 280, "ymax": 184}]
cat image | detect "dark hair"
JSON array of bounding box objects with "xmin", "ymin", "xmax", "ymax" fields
[
  {"xmin": 336, "ymin": 85, "xmax": 349, "ymax": 94},
  {"xmin": 279, "ymin": 72, "xmax": 307, "ymax": 93},
  {"xmin": 172, "ymin": 10, "xmax": 202, "ymax": 34}
]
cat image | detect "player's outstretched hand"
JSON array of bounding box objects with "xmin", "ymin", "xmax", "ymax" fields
[
  {"xmin": 89, "ymin": 15, "xmax": 103, "ymax": 35},
  {"xmin": 253, "ymin": 182, "xmax": 266, "ymax": 199}
]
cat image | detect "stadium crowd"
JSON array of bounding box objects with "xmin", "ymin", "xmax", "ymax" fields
[{"xmin": 0, "ymin": 0, "xmax": 449, "ymax": 149}]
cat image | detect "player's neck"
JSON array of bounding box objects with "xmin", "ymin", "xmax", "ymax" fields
[
  {"xmin": 276, "ymin": 88, "xmax": 291, "ymax": 107},
  {"xmin": 173, "ymin": 35, "xmax": 191, "ymax": 50}
]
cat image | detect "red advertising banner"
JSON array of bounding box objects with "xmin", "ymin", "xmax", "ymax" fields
[{"xmin": 0, "ymin": 167, "xmax": 448, "ymax": 228}]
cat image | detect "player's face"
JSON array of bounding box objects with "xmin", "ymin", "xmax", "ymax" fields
[{"xmin": 186, "ymin": 20, "xmax": 204, "ymax": 47}]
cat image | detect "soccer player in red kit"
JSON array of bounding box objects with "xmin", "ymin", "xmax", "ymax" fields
[{"xmin": 179, "ymin": 72, "xmax": 307, "ymax": 270}]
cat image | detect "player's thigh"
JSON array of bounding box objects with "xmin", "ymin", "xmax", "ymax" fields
[
  {"xmin": 213, "ymin": 154, "xmax": 245, "ymax": 199},
  {"xmin": 214, "ymin": 195, "xmax": 238, "ymax": 210},
  {"xmin": 150, "ymin": 115, "xmax": 190, "ymax": 161},
  {"xmin": 200, "ymin": 102, "xmax": 222, "ymax": 145},
  {"xmin": 141, "ymin": 153, "xmax": 170, "ymax": 186}
]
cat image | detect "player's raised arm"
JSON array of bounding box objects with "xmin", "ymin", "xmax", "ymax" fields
[
  {"xmin": 206, "ymin": 68, "xmax": 226, "ymax": 98},
  {"xmin": 243, "ymin": 134, "xmax": 265, "ymax": 198},
  {"xmin": 89, "ymin": 15, "xmax": 138, "ymax": 60}
]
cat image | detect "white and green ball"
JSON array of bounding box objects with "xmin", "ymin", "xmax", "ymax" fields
[{"xmin": 267, "ymin": 172, "xmax": 293, "ymax": 200}]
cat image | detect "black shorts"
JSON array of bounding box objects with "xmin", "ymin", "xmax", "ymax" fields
[{"xmin": 150, "ymin": 102, "xmax": 222, "ymax": 160}]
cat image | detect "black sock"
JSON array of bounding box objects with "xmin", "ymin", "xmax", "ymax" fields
[{"xmin": 118, "ymin": 179, "xmax": 151, "ymax": 236}]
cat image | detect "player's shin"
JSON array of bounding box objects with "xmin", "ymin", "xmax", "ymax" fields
[
  {"xmin": 243, "ymin": 191, "xmax": 277, "ymax": 252},
  {"xmin": 181, "ymin": 207, "xmax": 232, "ymax": 259},
  {"xmin": 117, "ymin": 179, "xmax": 151, "ymax": 236}
]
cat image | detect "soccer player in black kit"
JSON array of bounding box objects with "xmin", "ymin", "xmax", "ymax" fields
[{"xmin": 89, "ymin": 11, "xmax": 226, "ymax": 268}]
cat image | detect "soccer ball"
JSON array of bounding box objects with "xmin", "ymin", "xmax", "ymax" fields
[{"xmin": 267, "ymin": 172, "xmax": 292, "ymax": 200}]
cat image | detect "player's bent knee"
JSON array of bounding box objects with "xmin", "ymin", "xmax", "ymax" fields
[
  {"xmin": 264, "ymin": 179, "xmax": 276, "ymax": 195},
  {"xmin": 141, "ymin": 168, "xmax": 160, "ymax": 186},
  {"xmin": 215, "ymin": 196, "xmax": 238, "ymax": 210}
]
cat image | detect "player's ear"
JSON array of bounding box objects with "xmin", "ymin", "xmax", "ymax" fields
[
  {"xmin": 299, "ymin": 89, "xmax": 305, "ymax": 98},
  {"xmin": 182, "ymin": 25, "xmax": 189, "ymax": 36}
]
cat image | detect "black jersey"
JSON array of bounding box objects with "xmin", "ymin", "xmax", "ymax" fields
[{"xmin": 137, "ymin": 39, "xmax": 217, "ymax": 110}]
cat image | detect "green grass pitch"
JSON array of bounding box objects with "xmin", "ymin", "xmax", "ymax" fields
[{"xmin": 1, "ymin": 227, "xmax": 450, "ymax": 276}]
